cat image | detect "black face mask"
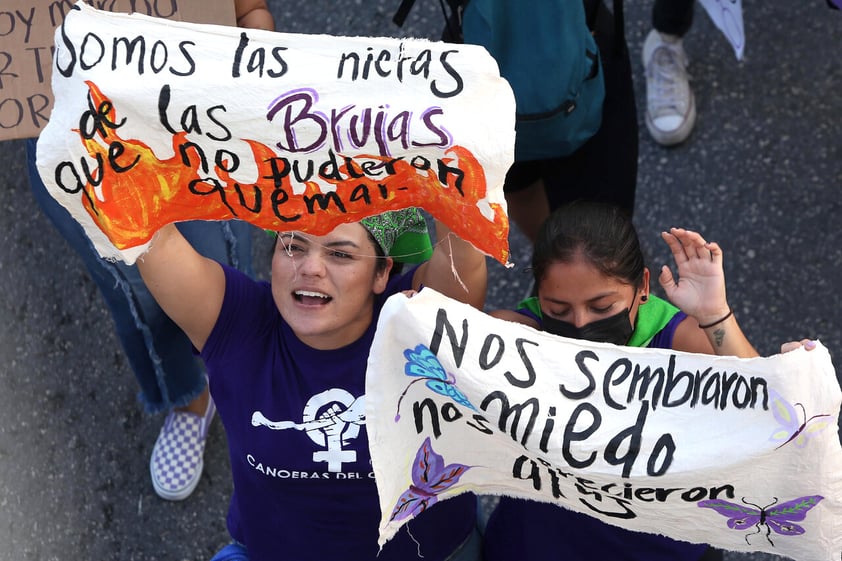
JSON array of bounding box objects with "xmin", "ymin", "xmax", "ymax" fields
[{"xmin": 542, "ymin": 309, "xmax": 633, "ymax": 346}]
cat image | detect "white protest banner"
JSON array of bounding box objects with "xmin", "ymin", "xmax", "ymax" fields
[
  {"xmin": 698, "ymin": 0, "xmax": 745, "ymax": 60},
  {"xmin": 0, "ymin": 0, "xmax": 234, "ymax": 141},
  {"xmin": 36, "ymin": 2, "xmax": 515, "ymax": 265},
  {"xmin": 366, "ymin": 289, "xmax": 842, "ymax": 561}
]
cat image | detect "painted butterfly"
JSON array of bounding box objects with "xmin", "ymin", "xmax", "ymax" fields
[
  {"xmin": 395, "ymin": 344, "xmax": 475, "ymax": 421},
  {"xmin": 768, "ymin": 389, "xmax": 831, "ymax": 449},
  {"xmin": 389, "ymin": 436, "xmax": 470, "ymax": 522},
  {"xmin": 698, "ymin": 495, "xmax": 824, "ymax": 546}
]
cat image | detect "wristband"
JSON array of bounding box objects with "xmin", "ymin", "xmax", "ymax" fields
[{"xmin": 698, "ymin": 308, "xmax": 733, "ymax": 329}]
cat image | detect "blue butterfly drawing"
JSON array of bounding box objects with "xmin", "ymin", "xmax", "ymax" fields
[
  {"xmin": 698, "ymin": 495, "xmax": 824, "ymax": 546},
  {"xmin": 768, "ymin": 389, "xmax": 831, "ymax": 449},
  {"xmin": 389, "ymin": 436, "xmax": 470, "ymax": 522},
  {"xmin": 395, "ymin": 344, "xmax": 475, "ymax": 421}
]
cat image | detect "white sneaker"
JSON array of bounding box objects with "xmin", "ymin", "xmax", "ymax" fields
[{"xmin": 642, "ymin": 29, "xmax": 696, "ymax": 146}]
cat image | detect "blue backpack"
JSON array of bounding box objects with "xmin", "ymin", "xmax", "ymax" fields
[{"xmin": 395, "ymin": 0, "xmax": 606, "ymax": 162}]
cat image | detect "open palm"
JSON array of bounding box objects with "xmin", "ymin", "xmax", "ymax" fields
[{"xmin": 658, "ymin": 228, "xmax": 730, "ymax": 324}]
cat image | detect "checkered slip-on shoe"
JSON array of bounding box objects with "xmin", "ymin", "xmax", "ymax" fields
[{"xmin": 150, "ymin": 397, "xmax": 215, "ymax": 501}]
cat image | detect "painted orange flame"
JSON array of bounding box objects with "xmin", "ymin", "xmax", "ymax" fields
[{"xmin": 77, "ymin": 82, "xmax": 510, "ymax": 264}]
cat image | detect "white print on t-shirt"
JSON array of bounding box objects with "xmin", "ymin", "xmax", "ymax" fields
[{"xmin": 251, "ymin": 388, "xmax": 365, "ymax": 472}]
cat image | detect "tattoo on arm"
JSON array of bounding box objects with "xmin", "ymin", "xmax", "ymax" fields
[{"xmin": 713, "ymin": 328, "xmax": 725, "ymax": 347}]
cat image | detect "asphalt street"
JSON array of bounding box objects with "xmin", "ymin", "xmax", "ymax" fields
[{"xmin": 0, "ymin": 1, "xmax": 839, "ymax": 560}]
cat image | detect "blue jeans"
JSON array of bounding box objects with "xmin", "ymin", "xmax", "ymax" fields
[{"xmin": 27, "ymin": 138, "xmax": 255, "ymax": 412}]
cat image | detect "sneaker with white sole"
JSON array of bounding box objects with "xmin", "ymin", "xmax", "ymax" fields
[
  {"xmin": 150, "ymin": 396, "xmax": 215, "ymax": 501},
  {"xmin": 642, "ymin": 29, "xmax": 696, "ymax": 146}
]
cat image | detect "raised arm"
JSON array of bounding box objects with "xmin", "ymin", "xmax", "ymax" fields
[
  {"xmin": 658, "ymin": 227, "xmax": 759, "ymax": 358},
  {"xmin": 234, "ymin": 0, "xmax": 275, "ymax": 30},
  {"xmin": 137, "ymin": 0, "xmax": 271, "ymax": 349},
  {"xmin": 136, "ymin": 223, "xmax": 226, "ymax": 351},
  {"xmin": 412, "ymin": 220, "xmax": 487, "ymax": 310}
]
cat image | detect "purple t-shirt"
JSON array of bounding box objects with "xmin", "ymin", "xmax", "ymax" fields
[{"xmin": 202, "ymin": 266, "xmax": 475, "ymax": 561}]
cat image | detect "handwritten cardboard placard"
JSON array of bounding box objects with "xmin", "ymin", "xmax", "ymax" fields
[
  {"xmin": 36, "ymin": 2, "xmax": 514, "ymax": 265},
  {"xmin": 366, "ymin": 289, "xmax": 842, "ymax": 561},
  {"xmin": 0, "ymin": 0, "xmax": 234, "ymax": 141}
]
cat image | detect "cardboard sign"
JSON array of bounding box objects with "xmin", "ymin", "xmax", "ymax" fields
[
  {"xmin": 366, "ymin": 289, "xmax": 842, "ymax": 561},
  {"xmin": 0, "ymin": 0, "xmax": 234, "ymax": 141},
  {"xmin": 35, "ymin": 3, "xmax": 514, "ymax": 265}
]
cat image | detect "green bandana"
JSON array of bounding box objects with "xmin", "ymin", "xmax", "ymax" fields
[{"xmin": 360, "ymin": 208, "xmax": 433, "ymax": 264}]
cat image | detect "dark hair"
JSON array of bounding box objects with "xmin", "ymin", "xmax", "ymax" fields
[
  {"xmin": 532, "ymin": 201, "xmax": 645, "ymax": 288},
  {"xmin": 363, "ymin": 226, "xmax": 402, "ymax": 278}
]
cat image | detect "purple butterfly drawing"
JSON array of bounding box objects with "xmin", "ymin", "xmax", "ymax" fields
[
  {"xmin": 768, "ymin": 389, "xmax": 831, "ymax": 449},
  {"xmin": 395, "ymin": 344, "xmax": 475, "ymax": 421},
  {"xmin": 698, "ymin": 495, "xmax": 824, "ymax": 546},
  {"xmin": 389, "ymin": 437, "xmax": 471, "ymax": 522}
]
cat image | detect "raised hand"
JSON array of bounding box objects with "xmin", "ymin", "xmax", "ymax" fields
[{"xmin": 657, "ymin": 227, "xmax": 731, "ymax": 326}]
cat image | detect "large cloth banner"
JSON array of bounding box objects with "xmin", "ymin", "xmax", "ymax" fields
[
  {"xmin": 36, "ymin": 2, "xmax": 514, "ymax": 265},
  {"xmin": 366, "ymin": 290, "xmax": 842, "ymax": 561},
  {"xmin": 0, "ymin": 0, "xmax": 234, "ymax": 141}
]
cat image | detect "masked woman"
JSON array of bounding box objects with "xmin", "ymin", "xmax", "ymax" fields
[{"xmin": 484, "ymin": 200, "xmax": 759, "ymax": 561}]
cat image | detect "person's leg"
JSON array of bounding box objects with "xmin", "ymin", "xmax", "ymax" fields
[
  {"xmin": 178, "ymin": 220, "xmax": 255, "ymax": 280},
  {"xmin": 140, "ymin": 222, "xmax": 254, "ymax": 500},
  {"xmin": 501, "ymin": 161, "xmax": 551, "ymax": 245},
  {"xmin": 584, "ymin": 0, "xmax": 638, "ymax": 214},
  {"xmin": 643, "ymin": 0, "xmax": 696, "ymax": 146},
  {"xmin": 541, "ymin": 0, "xmax": 637, "ymax": 217},
  {"xmin": 503, "ymin": 180, "xmax": 550, "ymax": 245},
  {"xmin": 653, "ymin": 0, "xmax": 695, "ymax": 37},
  {"xmin": 27, "ymin": 138, "xmax": 254, "ymax": 500},
  {"xmin": 27, "ymin": 138, "xmax": 206, "ymax": 413}
]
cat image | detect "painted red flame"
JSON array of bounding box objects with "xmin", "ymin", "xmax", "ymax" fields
[{"xmin": 77, "ymin": 82, "xmax": 510, "ymax": 264}]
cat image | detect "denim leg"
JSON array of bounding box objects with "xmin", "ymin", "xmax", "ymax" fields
[
  {"xmin": 27, "ymin": 138, "xmax": 254, "ymax": 412},
  {"xmin": 115, "ymin": 260, "xmax": 208, "ymax": 412},
  {"xmin": 652, "ymin": 0, "xmax": 695, "ymax": 37},
  {"xmin": 177, "ymin": 220, "xmax": 255, "ymax": 279}
]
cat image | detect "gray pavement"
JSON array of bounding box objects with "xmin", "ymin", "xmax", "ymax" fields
[{"xmin": 0, "ymin": 1, "xmax": 839, "ymax": 560}]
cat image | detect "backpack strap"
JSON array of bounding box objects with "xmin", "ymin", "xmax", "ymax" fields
[
  {"xmin": 394, "ymin": 0, "xmax": 464, "ymax": 41},
  {"xmin": 393, "ymin": 0, "xmax": 417, "ymax": 26}
]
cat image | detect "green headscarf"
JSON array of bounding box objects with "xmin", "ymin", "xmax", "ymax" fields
[
  {"xmin": 266, "ymin": 207, "xmax": 433, "ymax": 264},
  {"xmin": 360, "ymin": 208, "xmax": 433, "ymax": 264}
]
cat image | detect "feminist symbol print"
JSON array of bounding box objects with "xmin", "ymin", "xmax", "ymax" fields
[{"xmin": 698, "ymin": 495, "xmax": 823, "ymax": 546}]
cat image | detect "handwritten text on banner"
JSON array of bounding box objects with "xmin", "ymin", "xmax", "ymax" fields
[
  {"xmin": 366, "ymin": 289, "xmax": 842, "ymax": 561},
  {"xmin": 36, "ymin": 2, "xmax": 515, "ymax": 264}
]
